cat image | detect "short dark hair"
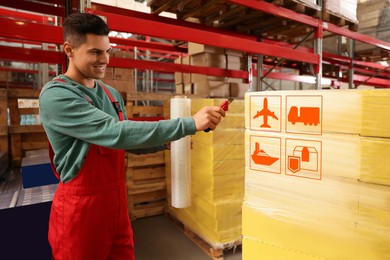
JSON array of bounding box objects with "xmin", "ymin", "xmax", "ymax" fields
[{"xmin": 63, "ymin": 13, "xmax": 110, "ymax": 47}]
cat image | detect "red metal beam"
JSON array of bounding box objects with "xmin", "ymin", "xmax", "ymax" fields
[
  {"xmin": 0, "ymin": 0, "xmax": 64, "ymax": 17},
  {"xmin": 0, "ymin": 17, "xmax": 63, "ymax": 44},
  {"xmin": 228, "ymin": 0, "xmax": 390, "ymax": 51},
  {"xmin": 353, "ymin": 74, "xmax": 390, "ymax": 88},
  {"xmin": 0, "ymin": 45, "xmax": 65, "ymax": 65},
  {"xmin": 91, "ymin": 9, "xmax": 319, "ymax": 65},
  {"xmin": 110, "ymin": 37, "xmax": 186, "ymax": 54},
  {"xmin": 227, "ymin": 0, "xmax": 319, "ymax": 27},
  {"xmin": 325, "ymin": 23, "xmax": 390, "ymax": 51},
  {"xmin": 109, "ymin": 57, "xmax": 247, "ymax": 79},
  {"xmin": 0, "ymin": 7, "xmax": 54, "ymax": 24},
  {"xmin": 91, "ymin": 3, "xmax": 257, "ymax": 41}
]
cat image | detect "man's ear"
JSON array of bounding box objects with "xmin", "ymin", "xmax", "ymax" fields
[{"xmin": 63, "ymin": 42, "xmax": 73, "ymax": 57}]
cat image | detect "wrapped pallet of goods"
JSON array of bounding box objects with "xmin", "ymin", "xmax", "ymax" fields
[
  {"xmin": 354, "ymin": 0, "xmax": 390, "ymax": 55},
  {"xmin": 166, "ymin": 98, "xmax": 245, "ymax": 256},
  {"xmin": 323, "ymin": 0, "xmax": 358, "ymax": 24},
  {"xmin": 243, "ymin": 90, "xmax": 390, "ymax": 259}
]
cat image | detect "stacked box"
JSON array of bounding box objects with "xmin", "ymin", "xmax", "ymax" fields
[
  {"xmin": 174, "ymin": 43, "xmax": 248, "ymax": 98},
  {"xmin": 167, "ymin": 98, "xmax": 245, "ymax": 246},
  {"xmin": 324, "ymin": 0, "xmax": 358, "ymax": 23},
  {"xmin": 243, "ymin": 89, "xmax": 390, "ymax": 259},
  {"xmin": 354, "ymin": 0, "xmax": 390, "ymax": 53}
]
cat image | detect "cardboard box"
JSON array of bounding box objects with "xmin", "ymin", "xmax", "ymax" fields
[
  {"xmin": 184, "ymin": 83, "xmax": 193, "ymax": 95},
  {"xmin": 104, "ymin": 79, "xmax": 135, "ymax": 93},
  {"xmin": 191, "ymin": 53, "xmax": 226, "ymax": 68},
  {"xmin": 104, "ymin": 67, "xmax": 114, "ymax": 80},
  {"xmin": 225, "ymin": 49, "xmax": 244, "ymax": 57},
  {"xmin": 175, "ymin": 83, "xmax": 184, "ymax": 94},
  {"xmin": 114, "ymin": 68, "xmax": 134, "ymax": 81},
  {"xmin": 230, "ymin": 82, "xmax": 249, "ymax": 98},
  {"xmin": 191, "ymin": 74, "xmax": 225, "ymax": 83},
  {"xmin": 174, "ymin": 58, "xmax": 183, "ymax": 84},
  {"xmin": 188, "ymin": 42, "xmax": 225, "ymax": 56},
  {"xmin": 193, "ymin": 80, "xmax": 230, "ymax": 97},
  {"xmin": 182, "ymin": 56, "xmax": 191, "ymax": 84},
  {"xmin": 114, "ymin": 79, "xmax": 135, "ymax": 93},
  {"xmin": 112, "ymin": 50, "xmax": 134, "ymax": 59}
]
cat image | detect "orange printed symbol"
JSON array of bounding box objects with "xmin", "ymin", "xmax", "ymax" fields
[
  {"xmin": 288, "ymin": 156, "xmax": 300, "ymax": 173},
  {"xmin": 251, "ymin": 142, "xmax": 279, "ymax": 166},
  {"xmin": 287, "ymin": 146, "xmax": 318, "ymax": 173},
  {"xmin": 253, "ymin": 97, "xmax": 278, "ymax": 128},
  {"xmin": 288, "ymin": 106, "xmax": 320, "ymax": 126}
]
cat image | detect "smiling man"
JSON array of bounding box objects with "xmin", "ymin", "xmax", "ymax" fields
[{"xmin": 39, "ymin": 13, "xmax": 225, "ymax": 260}]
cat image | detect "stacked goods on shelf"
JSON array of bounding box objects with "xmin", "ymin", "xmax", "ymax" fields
[
  {"xmin": 103, "ymin": 50, "xmax": 135, "ymax": 94},
  {"xmin": 323, "ymin": 0, "xmax": 358, "ymax": 24},
  {"xmin": 354, "ymin": 0, "xmax": 390, "ymax": 55},
  {"xmin": 166, "ymin": 98, "xmax": 245, "ymax": 256},
  {"xmin": 125, "ymin": 93, "xmax": 172, "ymax": 220},
  {"xmin": 7, "ymin": 89, "xmax": 46, "ymax": 166},
  {"xmin": 243, "ymin": 90, "xmax": 390, "ymax": 259},
  {"xmin": 174, "ymin": 43, "xmax": 249, "ymax": 98}
]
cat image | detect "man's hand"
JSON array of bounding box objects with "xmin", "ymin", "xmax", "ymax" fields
[{"xmin": 193, "ymin": 106, "xmax": 226, "ymax": 131}]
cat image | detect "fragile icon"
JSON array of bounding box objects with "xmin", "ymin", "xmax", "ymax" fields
[{"xmin": 287, "ymin": 146, "xmax": 318, "ymax": 173}]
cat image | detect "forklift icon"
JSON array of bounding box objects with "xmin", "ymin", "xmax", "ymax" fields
[{"xmin": 288, "ymin": 146, "xmax": 318, "ymax": 173}]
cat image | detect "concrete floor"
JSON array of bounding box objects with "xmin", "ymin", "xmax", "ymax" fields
[{"xmin": 132, "ymin": 215, "xmax": 242, "ymax": 260}]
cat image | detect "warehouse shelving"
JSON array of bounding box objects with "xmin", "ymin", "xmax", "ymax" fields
[{"xmin": 1, "ymin": 1, "xmax": 389, "ymax": 92}]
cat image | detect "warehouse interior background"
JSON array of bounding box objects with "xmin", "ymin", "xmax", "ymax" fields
[{"xmin": 0, "ymin": 0, "xmax": 389, "ymax": 259}]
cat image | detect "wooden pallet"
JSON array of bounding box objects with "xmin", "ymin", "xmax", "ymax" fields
[
  {"xmin": 126, "ymin": 149, "xmax": 167, "ymax": 220},
  {"xmin": 126, "ymin": 92, "xmax": 173, "ymax": 120},
  {"xmin": 322, "ymin": 5, "xmax": 358, "ymax": 31},
  {"xmin": 167, "ymin": 212, "xmax": 242, "ymax": 260},
  {"xmin": 148, "ymin": 0, "xmax": 318, "ymax": 39}
]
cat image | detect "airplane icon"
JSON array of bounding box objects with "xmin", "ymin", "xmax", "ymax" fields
[{"xmin": 253, "ymin": 97, "xmax": 279, "ymax": 128}]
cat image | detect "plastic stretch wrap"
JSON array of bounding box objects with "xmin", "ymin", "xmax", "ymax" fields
[
  {"xmin": 167, "ymin": 98, "xmax": 245, "ymax": 246},
  {"xmin": 293, "ymin": 0, "xmax": 320, "ymax": 10},
  {"xmin": 325, "ymin": 0, "xmax": 358, "ymax": 23},
  {"xmin": 244, "ymin": 90, "xmax": 390, "ymax": 259},
  {"xmin": 170, "ymin": 96, "xmax": 191, "ymax": 208}
]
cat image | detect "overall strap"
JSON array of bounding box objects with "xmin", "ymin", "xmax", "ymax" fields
[{"xmin": 98, "ymin": 82, "xmax": 124, "ymax": 121}]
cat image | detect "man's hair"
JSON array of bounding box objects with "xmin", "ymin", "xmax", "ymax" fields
[{"xmin": 63, "ymin": 13, "xmax": 110, "ymax": 47}]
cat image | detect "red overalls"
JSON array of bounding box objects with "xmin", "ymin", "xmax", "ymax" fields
[{"xmin": 48, "ymin": 80, "xmax": 135, "ymax": 260}]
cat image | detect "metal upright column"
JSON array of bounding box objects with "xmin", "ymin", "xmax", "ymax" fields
[
  {"xmin": 314, "ymin": 22, "xmax": 323, "ymax": 90},
  {"xmin": 349, "ymin": 39, "xmax": 355, "ymax": 89},
  {"xmin": 79, "ymin": 0, "xmax": 91, "ymax": 13},
  {"xmin": 247, "ymin": 54, "xmax": 254, "ymax": 91},
  {"xmin": 257, "ymin": 36, "xmax": 264, "ymax": 91}
]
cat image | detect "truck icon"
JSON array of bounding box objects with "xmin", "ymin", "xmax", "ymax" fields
[{"xmin": 288, "ymin": 106, "xmax": 320, "ymax": 126}]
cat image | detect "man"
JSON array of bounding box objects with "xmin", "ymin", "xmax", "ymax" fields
[{"xmin": 39, "ymin": 12, "xmax": 225, "ymax": 260}]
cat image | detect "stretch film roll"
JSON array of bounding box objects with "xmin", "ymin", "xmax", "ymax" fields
[{"xmin": 170, "ymin": 96, "xmax": 191, "ymax": 208}]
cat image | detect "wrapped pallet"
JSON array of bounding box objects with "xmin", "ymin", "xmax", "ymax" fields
[
  {"xmin": 324, "ymin": 0, "xmax": 358, "ymax": 23},
  {"xmin": 167, "ymin": 98, "xmax": 245, "ymax": 251},
  {"xmin": 243, "ymin": 89, "xmax": 390, "ymax": 259},
  {"xmin": 354, "ymin": 0, "xmax": 390, "ymax": 53}
]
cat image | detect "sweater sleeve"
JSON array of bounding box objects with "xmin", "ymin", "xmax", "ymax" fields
[{"xmin": 39, "ymin": 85, "xmax": 196, "ymax": 150}]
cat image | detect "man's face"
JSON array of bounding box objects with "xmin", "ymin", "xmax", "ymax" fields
[{"xmin": 69, "ymin": 33, "xmax": 111, "ymax": 80}]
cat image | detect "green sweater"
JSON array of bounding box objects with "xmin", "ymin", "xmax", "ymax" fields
[{"xmin": 39, "ymin": 75, "xmax": 196, "ymax": 183}]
